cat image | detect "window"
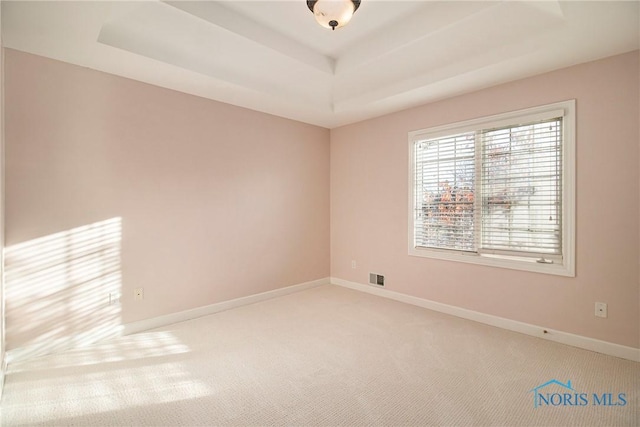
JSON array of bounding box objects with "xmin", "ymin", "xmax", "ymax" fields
[{"xmin": 408, "ymin": 101, "xmax": 575, "ymax": 276}]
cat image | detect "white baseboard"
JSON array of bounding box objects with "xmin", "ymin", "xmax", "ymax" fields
[
  {"xmin": 123, "ymin": 277, "xmax": 330, "ymax": 335},
  {"xmin": 331, "ymin": 277, "xmax": 640, "ymax": 363}
]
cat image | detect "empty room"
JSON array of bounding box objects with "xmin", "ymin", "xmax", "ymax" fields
[{"xmin": 0, "ymin": 1, "xmax": 638, "ymax": 426}]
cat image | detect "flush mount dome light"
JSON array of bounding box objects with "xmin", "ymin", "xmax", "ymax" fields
[{"xmin": 307, "ymin": 0, "xmax": 361, "ymax": 31}]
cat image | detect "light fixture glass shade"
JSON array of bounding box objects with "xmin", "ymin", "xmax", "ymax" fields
[{"xmin": 312, "ymin": 0, "xmax": 356, "ymax": 30}]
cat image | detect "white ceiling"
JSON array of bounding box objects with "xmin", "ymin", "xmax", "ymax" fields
[{"xmin": 2, "ymin": 1, "xmax": 639, "ymax": 129}]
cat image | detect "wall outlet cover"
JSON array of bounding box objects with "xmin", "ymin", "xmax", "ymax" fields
[{"xmin": 595, "ymin": 302, "xmax": 607, "ymax": 318}]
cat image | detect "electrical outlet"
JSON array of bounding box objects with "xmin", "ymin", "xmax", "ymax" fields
[
  {"xmin": 108, "ymin": 293, "xmax": 120, "ymax": 305},
  {"xmin": 134, "ymin": 288, "xmax": 144, "ymax": 301},
  {"xmin": 351, "ymin": 260, "xmax": 356, "ymax": 269},
  {"xmin": 595, "ymin": 302, "xmax": 607, "ymax": 318}
]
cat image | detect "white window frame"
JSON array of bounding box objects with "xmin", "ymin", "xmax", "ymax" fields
[{"xmin": 408, "ymin": 100, "xmax": 575, "ymax": 277}]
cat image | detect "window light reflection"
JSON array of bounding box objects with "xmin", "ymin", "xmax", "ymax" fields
[
  {"xmin": 5, "ymin": 217, "xmax": 124, "ymax": 363},
  {"xmin": 5, "ymin": 331, "xmax": 202, "ymax": 424}
]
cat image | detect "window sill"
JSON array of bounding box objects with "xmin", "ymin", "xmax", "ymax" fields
[{"xmin": 408, "ymin": 246, "xmax": 575, "ymax": 277}]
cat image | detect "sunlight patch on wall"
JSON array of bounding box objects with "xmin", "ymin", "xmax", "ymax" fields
[{"xmin": 5, "ymin": 218, "xmax": 123, "ymax": 362}]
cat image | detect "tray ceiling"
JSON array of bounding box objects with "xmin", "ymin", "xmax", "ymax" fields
[{"xmin": 2, "ymin": 1, "xmax": 639, "ymax": 128}]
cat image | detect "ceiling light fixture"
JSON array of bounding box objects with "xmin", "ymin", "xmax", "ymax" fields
[{"xmin": 307, "ymin": 0, "xmax": 361, "ymax": 31}]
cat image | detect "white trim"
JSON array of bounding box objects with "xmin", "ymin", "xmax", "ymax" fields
[
  {"xmin": 561, "ymin": 100, "xmax": 576, "ymax": 278},
  {"xmin": 123, "ymin": 277, "xmax": 330, "ymax": 335},
  {"xmin": 408, "ymin": 100, "xmax": 576, "ymax": 277},
  {"xmin": 408, "ymin": 108, "xmax": 567, "ymax": 142},
  {"xmin": 331, "ymin": 277, "xmax": 640, "ymax": 363}
]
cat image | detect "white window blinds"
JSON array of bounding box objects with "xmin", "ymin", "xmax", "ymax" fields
[
  {"xmin": 480, "ymin": 119, "xmax": 563, "ymax": 258},
  {"xmin": 409, "ymin": 100, "xmax": 575, "ymax": 276},
  {"xmin": 413, "ymin": 117, "xmax": 564, "ymax": 259},
  {"xmin": 414, "ymin": 132, "xmax": 476, "ymax": 252}
]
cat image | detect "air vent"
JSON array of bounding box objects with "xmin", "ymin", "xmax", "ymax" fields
[{"xmin": 369, "ymin": 273, "xmax": 384, "ymax": 286}]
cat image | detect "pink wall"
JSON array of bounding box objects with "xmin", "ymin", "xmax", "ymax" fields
[
  {"xmin": 331, "ymin": 51, "xmax": 640, "ymax": 349},
  {"xmin": 4, "ymin": 48, "xmax": 639, "ymax": 354},
  {"xmin": 4, "ymin": 49, "xmax": 330, "ymax": 329}
]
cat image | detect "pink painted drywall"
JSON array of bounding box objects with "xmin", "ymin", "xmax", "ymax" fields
[
  {"xmin": 331, "ymin": 51, "xmax": 640, "ymax": 349},
  {"xmin": 4, "ymin": 49, "xmax": 330, "ymax": 334}
]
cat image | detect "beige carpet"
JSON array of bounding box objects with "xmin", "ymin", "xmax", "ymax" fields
[{"xmin": 1, "ymin": 284, "xmax": 638, "ymax": 426}]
